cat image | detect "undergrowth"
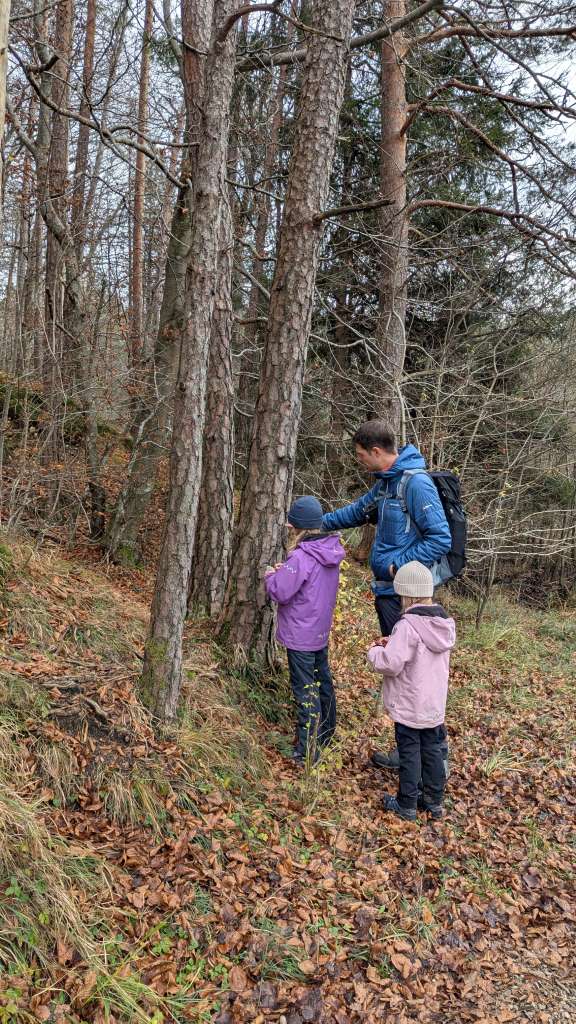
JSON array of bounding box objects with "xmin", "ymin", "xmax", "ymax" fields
[{"xmin": 0, "ymin": 531, "xmax": 575, "ymax": 1020}]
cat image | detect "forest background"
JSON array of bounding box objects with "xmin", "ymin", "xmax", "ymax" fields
[
  {"xmin": 0, "ymin": 2, "xmax": 575, "ymax": 1021},
  {"xmin": 1, "ymin": 0, "xmax": 576, "ymax": 716}
]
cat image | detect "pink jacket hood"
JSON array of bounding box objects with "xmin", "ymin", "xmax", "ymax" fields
[
  {"xmin": 367, "ymin": 605, "xmax": 455, "ymax": 729},
  {"xmin": 402, "ymin": 607, "xmax": 456, "ymax": 653}
]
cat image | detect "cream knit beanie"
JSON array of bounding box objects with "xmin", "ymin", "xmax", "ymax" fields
[{"xmin": 393, "ymin": 561, "xmax": 434, "ymax": 598}]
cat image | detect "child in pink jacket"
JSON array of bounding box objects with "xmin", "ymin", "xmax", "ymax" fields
[{"xmin": 367, "ymin": 561, "xmax": 455, "ymax": 822}]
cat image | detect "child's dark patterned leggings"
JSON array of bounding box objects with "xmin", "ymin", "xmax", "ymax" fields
[{"xmin": 286, "ymin": 647, "xmax": 336, "ymax": 760}]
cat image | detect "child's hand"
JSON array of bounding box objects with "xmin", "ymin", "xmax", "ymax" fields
[
  {"xmin": 265, "ymin": 563, "xmax": 284, "ymax": 576},
  {"xmin": 371, "ymin": 636, "xmax": 389, "ymax": 648}
]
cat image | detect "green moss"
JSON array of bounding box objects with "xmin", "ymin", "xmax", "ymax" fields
[
  {"xmin": 113, "ymin": 542, "xmax": 142, "ymax": 568},
  {"xmin": 138, "ymin": 639, "xmax": 168, "ymax": 711},
  {"xmin": 0, "ymin": 542, "xmax": 13, "ymax": 591}
]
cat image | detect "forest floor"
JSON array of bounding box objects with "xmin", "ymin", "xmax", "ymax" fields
[{"xmin": 0, "ymin": 531, "xmax": 574, "ymax": 1023}]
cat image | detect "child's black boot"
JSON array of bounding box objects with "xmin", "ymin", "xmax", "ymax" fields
[
  {"xmin": 382, "ymin": 794, "xmax": 417, "ymax": 822},
  {"xmin": 417, "ymin": 791, "xmax": 444, "ymax": 820}
]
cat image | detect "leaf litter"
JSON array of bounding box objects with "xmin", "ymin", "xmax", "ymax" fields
[{"xmin": 0, "ymin": 538, "xmax": 574, "ymax": 1022}]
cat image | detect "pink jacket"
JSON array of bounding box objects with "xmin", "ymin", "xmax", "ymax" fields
[{"xmin": 367, "ymin": 605, "xmax": 456, "ymax": 729}]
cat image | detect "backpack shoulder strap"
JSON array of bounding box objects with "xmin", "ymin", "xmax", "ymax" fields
[
  {"xmin": 397, "ymin": 468, "xmax": 429, "ymax": 512},
  {"xmin": 362, "ymin": 477, "xmax": 387, "ymax": 521}
]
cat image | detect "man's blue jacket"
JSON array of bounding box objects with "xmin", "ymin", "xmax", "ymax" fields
[{"xmin": 322, "ymin": 445, "xmax": 452, "ymax": 596}]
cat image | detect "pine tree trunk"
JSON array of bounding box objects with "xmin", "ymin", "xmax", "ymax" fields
[
  {"xmin": 140, "ymin": 0, "xmax": 237, "ymax": 720},
  {"xmin": 104, "ymin": 0, "xmax": 213, "ymax": 563},
  {"xmin": 376, "ymin": 0, "xmax": 408, "ymax": 439},
  {"xmin": 236, "ymin": 47, "xmax": 290, "ymax": 468},
  {"xmin": 188, "ymin": 195, "xmax": 235, "ymax": 615},
  {"xmin": 220, "ymin": 0, "xmax": 355, "ymax": 662}
]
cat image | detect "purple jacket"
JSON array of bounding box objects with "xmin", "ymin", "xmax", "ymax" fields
[
  {"xmin": 367, "ymin": 605, "xmax": 456, "ymax": 728},
  {"xmin": 265, "ymin": 534, "xmax": 346, "ymax": 651}
]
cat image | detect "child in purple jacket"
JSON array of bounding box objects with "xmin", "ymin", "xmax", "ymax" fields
[
  {"xmin": 265, "ymin": 496, "xmax": 346, "ymax": 766},
  {"xmin": 368, "ymin": 561, "xmax": 456, "ymax": 821}
]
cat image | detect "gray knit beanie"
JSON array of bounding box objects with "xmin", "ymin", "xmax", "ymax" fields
[{"xmin": 393, "ymin": 561, "xmax": 434, "ymax": 598}]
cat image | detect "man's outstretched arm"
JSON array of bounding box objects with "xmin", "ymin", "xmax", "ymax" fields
[{"xmin": 322, "ymin": 484, "xmax": 380, "ymax": 532}]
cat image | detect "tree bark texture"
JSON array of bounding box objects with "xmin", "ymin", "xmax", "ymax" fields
[
  {"xmin": 376, "ymin": 0, "xmax": 408, "ymax": 440},
  {"xmin": 129, "ymin": 0, "xmax": 154, "ymax": 372},
  {"xmin": 0, "ymin": 0, "xmax": 11, "ymax": 237},
  {"xmin": 188, "ymin": 195, "xmax": 235, "ymax": 615},
  {"xmin": 236, "ymin": 43, "xmax": 290, "ymax": 468},
  {"xmin": 140, "ymin": 0, "xmax": 238, "ymax": 720},
  {"xmin": 42, "ymin": 0, "xmax": 74, "ymax": 470},
  {"xmin": 221, "ymin": 0, "xmax": 356, "ymax": 662},
  {"xmin": 70, "ymin": 0, "xmax": 96, "ymax": 261},
  {"xmin": 104, "ymin": 0, "xmax": 214, "ymax": 563}
]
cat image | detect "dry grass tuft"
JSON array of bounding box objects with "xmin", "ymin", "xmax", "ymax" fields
[{"xmin": 0, "ymin": 787, "xmax": 106, "ymax": 968}]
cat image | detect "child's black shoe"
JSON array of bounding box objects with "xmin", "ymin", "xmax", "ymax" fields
[
  {"xmin": 289, "ymin": 750, "xmax": 320, "ymax": 768},
  {"xmin": 371, "ymin": 747, "xmax": 400, "ymax": 771},
  {"xmin": 417, "ymin": 794, "xmax": 443, "ymax": 820},
  {"xmin": 382, "ymin": 795, "xmax": 417, "ymax": 822}
]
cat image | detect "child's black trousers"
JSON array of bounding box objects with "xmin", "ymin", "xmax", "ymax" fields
[
  {"xmin": 394, "ymin": 721, "xmax": 447, "ymax": 808},
  {"xmin": 286, "ymin": 647, "xmax": 336, "ymax": 759}
]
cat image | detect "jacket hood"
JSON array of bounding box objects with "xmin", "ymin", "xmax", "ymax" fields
[
  {"xmin": 404, "ymin": 605, "xmax": 456, "ymax": 653},
  {"xmin": 406, "ymin": 604, "xmax": 449, "ymax": 620},
  {"xmin": 298, "ymin": 534, "xmax": 346, "ymax": 567},
  {"xmin": 374, "ymin": 444, "xmax": 426, "ymax": 481}
]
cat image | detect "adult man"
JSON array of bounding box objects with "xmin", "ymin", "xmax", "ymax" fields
[{"xmin": 322, "ymin": 420, "xmax": 451, "ymax": 770}]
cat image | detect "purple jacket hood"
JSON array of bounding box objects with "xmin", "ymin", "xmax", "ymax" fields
[
  {"xmin": 265, "ymin": 533, "xmax": 345, "ymax": 652},
  {"xmin": 297, "ymin": 534, "xmax": 345, "ymax": 566}
]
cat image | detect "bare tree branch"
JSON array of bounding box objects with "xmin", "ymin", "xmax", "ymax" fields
[
  {"xmin": 409, "ymin": 198, "xmax": 576, "ymax": 247},
  {"xmin": 236, "ymin": 0, "xmax": 443, "ymax": 72},
  {"xmin": 313, "ymin": 196, "xmax": 394, "ymax": 224}
]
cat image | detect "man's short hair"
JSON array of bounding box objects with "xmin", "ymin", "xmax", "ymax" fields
[{"xmin": 352, "ymin": 420, "xmax": 397, "ymax": 453}]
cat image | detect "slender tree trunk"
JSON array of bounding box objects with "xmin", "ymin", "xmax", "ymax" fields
[
  {"xmin": 2, "ymin": 228, "xmax": 17, "ymax": 371},
  {"xmin": 70, "ymin": 0, "xmax": 96, "ymax": 260},
  {"xmin": 188, "ymin": 195, "xmax": 235, "ymax": 615},
  {"xmin": 236, "ymin": 49, "xmax": 290, "ymax": 469},
  {"xmin": 104, "ymin": 0, "xmax": 213, "ymax": 563},
  {"xmin": 27, "ymin": 209, "xmax": 43, "ymax": 376},
  {"xmin": 220, "ymin": 0, "xmax": 356, "ymax": 662},
  {"xmin": 322, "ymin": 97, "xmax": 354, "ymax": 501},
  {"xmin": 42, "ymin": 0, "xmax": 74, "ymax": 474},
  {"xmin": 129, "ymin": 0, "xmax": 154, "ymax": 373},
  {"xmin": 375, "ymin": 0, "xmax": 408, "ymax": 439},
  {"xmin": 0, "ymin": 0, "xmax": 10, "ymax": 237},
  {"xmin": 15, "ymin": 167, "xmax": 31, "ymax": 374},
  {"xmin": 140, "ymin": 0, "xmax": 238, "ymax": 720}
]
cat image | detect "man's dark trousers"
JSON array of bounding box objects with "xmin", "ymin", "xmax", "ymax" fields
[
  {"xmin": 374, "ymin": 594, "xmax": 402, "ymax": 637},
  {"xmin": 394, "ymin": 722, "xmax": 447, "ymax": 809},
  {"xmin": 287, "ymin": 647, "xmax": 336, "ymax": 759}
]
